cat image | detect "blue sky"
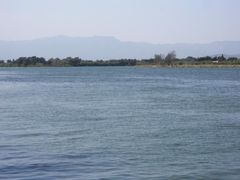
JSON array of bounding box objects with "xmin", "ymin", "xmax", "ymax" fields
[{"xmin": 0, "ymin": 0, "xmax": 239, "ymax": 43}]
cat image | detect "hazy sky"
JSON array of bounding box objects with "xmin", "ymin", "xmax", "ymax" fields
[{"xmin": 0, "ymin": 0, "xmax": 239, "ymax": 43}]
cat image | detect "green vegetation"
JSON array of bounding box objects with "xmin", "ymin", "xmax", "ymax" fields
[
  {"xmin": 0, "ymin": 52, "xmax": 240, "ymax": 67},
  {"xmin": 0, "ymin": 57, "xmax": 137, "ymax": 67}
]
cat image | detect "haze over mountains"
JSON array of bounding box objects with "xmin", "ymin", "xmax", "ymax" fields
[{"xmin": 0, "ymin": 36, "xmax": 240, "ymax": 60}]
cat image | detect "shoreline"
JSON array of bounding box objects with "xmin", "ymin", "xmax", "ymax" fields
[
  {"xmin": 136, "ymin": 64, "xmax": 240, "ymax": 68},
  {"xmin": 1, "ymin": 64, "xmax": 240, "ymax": 68}
]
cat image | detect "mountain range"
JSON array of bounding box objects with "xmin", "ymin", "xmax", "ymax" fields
[{"xmin": 0, "ymin": 36, "xmax": 240, "ymax": 60}]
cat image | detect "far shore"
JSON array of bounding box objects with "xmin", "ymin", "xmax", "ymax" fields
[
  {"xmin": 136, "ymin": 64, "xmax": 240, "ymax": 68},
  {"xmin": 1, "ymin": 54, "xmax": 240, "ymax": 68},
  {"xmin": 1, "ymin": 62, "xmax": 240, "ymax": 68},
  {"xmin": 0, "ymin": 64, "xmax": 240, "ymax": 68}
]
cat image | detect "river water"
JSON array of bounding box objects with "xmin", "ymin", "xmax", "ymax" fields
[{"xmin": 0, "ymin": 67, "xmax": 240, "ymax": 179}]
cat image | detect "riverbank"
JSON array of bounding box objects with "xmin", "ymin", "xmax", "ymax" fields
[
  {"xmin": 1, "ymin": 64, "xmax": 240, "ymax": 68},
  {"xmin": 137, "ymin": 64, "xmax": 240, "ymax": 68},
  {"xmin": 1, "ymin": 54, "xmax": 240, "ymax": 68}
]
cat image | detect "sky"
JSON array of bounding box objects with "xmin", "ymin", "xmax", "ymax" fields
[{"xmin": 0, "ymin": 0, "xmax": 240, "ymax": 43}]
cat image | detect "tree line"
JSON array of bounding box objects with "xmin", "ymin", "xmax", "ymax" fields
[
  {"xmin": 0, "ymin": 57, "xmax": 137, "ymax": 67},
  {"xmin": 0, "ymin": 51, "xmax": 239, "ymax": 67}
]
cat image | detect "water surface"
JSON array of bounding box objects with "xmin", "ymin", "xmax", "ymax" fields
[{"xmin": 0, "ymin": 67, "xmax": 240, "ymax": 179}]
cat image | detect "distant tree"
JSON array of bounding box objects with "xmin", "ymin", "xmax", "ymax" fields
[
  {"xmin": 48, "ymin": 58, "xmax": 62, "ymax": 66},
  {"xmin": 63, "ymin": 57, "xmax": 82, "ymax": 66},
  {"xmin": 7, "ymin": 60, "xmax": 12, "ymax": 64},
  {"xmin": 186, "ymin": 56, "xmax": 196, "ymax": 61},
  {"xmin": 198, "ymin": 56, "xmax": 212, "ymax": 61},
  {"xmin": 217, "ymin": 54, "xmax": 226, "ymax": 61},
  {"xmin": 228, "ymin": 57, "xmax": 238, "ymax": 61},
  {"xmin": 165, "ymin": 51, "xmax": 176, "ymax": 65},
  {"xmin": 154, "ymin": 54, "xmax": 164, "ymax": 64},
  {"xmin": 13, "ymin": 56, "xmax": 46, "ymax": 66}
]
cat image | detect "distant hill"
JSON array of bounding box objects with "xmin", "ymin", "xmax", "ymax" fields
[{"xmin": 0, "ymin": 36, "xmax": 240, "ymax": 59}]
